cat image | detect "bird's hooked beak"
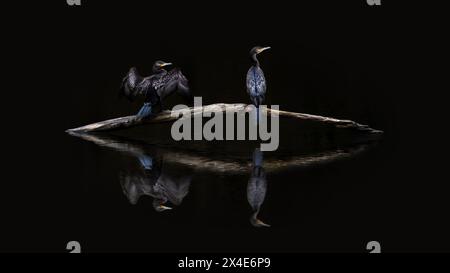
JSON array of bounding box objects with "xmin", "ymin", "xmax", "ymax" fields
[
  {"xmin": 250, "ymin": 211, "xmax": 271, "ymax": 227},
  {"xmin": 250, "ymin": 216, "xmax": 271, "ymax": 228},
  {"xmin": 159, "ymin": 62, "xmax": 173, "ymax": 68},
  {"xmin": 155, "ymin": 204, "xmax": 173, "ymax": 212},
  {"xmin": 255, "ymin": 219, "xmax": 271, "ymax": 228},
  {"xmin": 257, "ymin": 47, "xmax": 271, "ymax": 54}
]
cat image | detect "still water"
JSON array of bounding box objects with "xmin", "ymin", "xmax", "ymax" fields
[{"xmin": 61, "ymin": 120, "xmax": 386, "ymax": 252}]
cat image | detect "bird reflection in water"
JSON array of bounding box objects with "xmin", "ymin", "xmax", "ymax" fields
[
  {"xmin": 119, "ymin": 151, "xmax": 192, "ymax": 212},
  {"xmin": 68, "ymin": 132, "xmax": 376, "ymax": 225},
  {"xmin": 247, "ymin": 148, "xmax": 271, "ymax": 228}
]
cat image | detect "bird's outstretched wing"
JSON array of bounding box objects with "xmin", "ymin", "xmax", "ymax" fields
[
  {"xmin": 158, "ymin": 173, "xmax": 192, "ymax": 206},
  {"xmin": 155, "ymin": 68, "xmax": 193, "ymax": 104},
  {"xmin": 246, "ymin": 66, "xmax": 266, "ymax": 105},
  {"xmin": 119, "ymin": 67, "xmax": 149, "ymax": 101},
  {"xmin": 119, "ymin": 172, "xmax": 151, "ymax": 205}
]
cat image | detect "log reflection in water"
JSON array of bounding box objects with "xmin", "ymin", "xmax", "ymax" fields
[{"xmin": 68, "ymin": 132, "xmax": 376, "ymax": 174}]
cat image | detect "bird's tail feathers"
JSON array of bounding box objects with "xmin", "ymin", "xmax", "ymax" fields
[
  {"xmin": 256, "ymin": 106, "xmax": 260, "ymax": 124},
  {"xmin": 252, "ymin": 97, "xmax": 261, "ymax": 124}
]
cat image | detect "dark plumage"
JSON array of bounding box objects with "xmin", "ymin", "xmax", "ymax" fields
[
  {"xmin": 120, "ymin": 60, "xmax": 192, "ymax": 118},
  {"xmin": 247, "ymin": 148, "xmax": 270, "ymax": 227},
  {"xmin": 120, "ymin": 153, "xmax": 192, "ymax": 212},
  {"xmin": 246, "ymin": 46, "xmax": 270, "ymax": 113}
]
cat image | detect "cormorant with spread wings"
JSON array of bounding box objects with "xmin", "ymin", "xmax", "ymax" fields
[{"xmin": 120, "ymin": 61, "xmax": 192, "ymax": 118}]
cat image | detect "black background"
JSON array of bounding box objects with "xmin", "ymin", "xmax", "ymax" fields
[{"xmin": 1, "ymin": 1, "xmax": 448, "ymax": 253}]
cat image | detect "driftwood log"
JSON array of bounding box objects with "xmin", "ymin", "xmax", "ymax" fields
[{"xmin": 66, "ymin": 103, "xmax": 383, "ymax": 134}]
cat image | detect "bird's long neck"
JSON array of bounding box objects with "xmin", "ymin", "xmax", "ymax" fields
[
  {"xmin": 152, "ymin": 68, "xmax": 167, "ymax": 74},
  {"xmin": 251, "ymin": 54, "xmax": 260, "ymax": 67}
]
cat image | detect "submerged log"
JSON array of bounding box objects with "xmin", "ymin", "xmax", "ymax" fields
[{"xmin": 66, "ymin": 103, "xmax": 383, "ymax": 134}]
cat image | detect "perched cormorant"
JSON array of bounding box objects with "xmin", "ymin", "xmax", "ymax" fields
[
  {"xmin": 120, "ymin": 61, "xmax": 192, "ymax": 118},
  {"xmin": 246, "ymin": 46, "xmax": 271, "ymax": 121}
]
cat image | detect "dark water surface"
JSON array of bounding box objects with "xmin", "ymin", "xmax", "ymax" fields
[
  {"xmin": 61, "ymin": 122, "xmax": 387, "ymax": 252},
  {"xmin": 24, "ymin": 117, "xmax": 396, "ymax": 253}
]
